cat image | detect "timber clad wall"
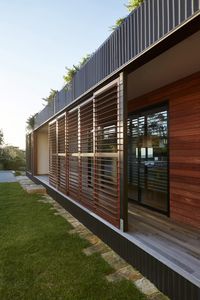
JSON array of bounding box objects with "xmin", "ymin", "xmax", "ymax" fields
[
  {"xmin": 128, "ymin": 72, "xmax": 200, "ymax": 228},
  {"xmin": 48, "ymin": 80, "xmax": 122, "ymax": 227},
  {"xmin": 26, "ymin": 134, "xmax": 32, "ymax": 172}
]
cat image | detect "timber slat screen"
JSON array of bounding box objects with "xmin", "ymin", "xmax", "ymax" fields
[
  {"xmin": 80, "ymin": 100, "xmax": 94, "ymax": 209},
  {"xmin": 67, "ymin": 109, "xmax": 79, "ymax": 199},
  {"xmin": 48, "ymin": 80, "xmax": 121, "ymax": 227},
  {"xmin": 57, "ymin": 114, "xmax": 66, "ymax": 193},
  {"xmin": 94, "ymin": 85, "xmax": 120, "ymax": 226},
  {"xmin": 49, "ymin": 121, "xmax": 57, "ymax": 188}
]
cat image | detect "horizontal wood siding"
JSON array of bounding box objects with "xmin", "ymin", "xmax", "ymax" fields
[{"xmin": 128, "ymin": 72, "xmax": 200, "ymax": 228}]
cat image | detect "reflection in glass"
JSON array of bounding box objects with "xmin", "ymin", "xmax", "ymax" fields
[{"xmin": 128, "ymin": 106, "xmax": 168, "ymax": 213}]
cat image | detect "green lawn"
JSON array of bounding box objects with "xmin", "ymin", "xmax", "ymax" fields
[{"xmin": 0, "ymin": 183, "xmax": 146, "ymax": 300}]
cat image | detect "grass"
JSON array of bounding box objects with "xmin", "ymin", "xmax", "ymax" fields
[{"xmin": 0, "ymin": 183, "xmax": 146, "ymax": 300}]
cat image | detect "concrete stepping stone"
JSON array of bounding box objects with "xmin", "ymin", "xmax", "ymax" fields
[
  {"xmin": 83, "ymin": 242, "xmax": 111, "ymax": 256},
  {"xmin": 23, "ymin": 185, "xmax": 46, "ymax": 194},
  {"xmin": 17, "ymin": 176, "xmax": 46, "ymax": 194},
  {"xmin": 101, "ymin": 251, "xmax": 128, "ymax": 270},
  {"xmin": 148, "ymin": 292, "xmax": 169, "ymax": 300},
  {"xmin": 69, "ymin": 225, "xmax": 88, "ymax": 234},
  {"xmin": 134, "ymin": 278, "xmax": 159, "ymax": 296},
  {"xmin": 106, "ymin": 265, "xmax": 142, "ymax": 283}
]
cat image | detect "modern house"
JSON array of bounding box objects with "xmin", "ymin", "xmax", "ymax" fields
[{"xmin": 26, "ymin": 1, "xmax": 200, "ymax": 299}]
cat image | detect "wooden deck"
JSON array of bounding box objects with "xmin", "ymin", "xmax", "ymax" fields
[{"xmin": 128, "ymin": 202, "xmax": 200, "ymax": 287}]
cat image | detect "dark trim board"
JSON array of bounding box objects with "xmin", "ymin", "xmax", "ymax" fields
[{"xmin": 27, "ymin": 172, "xmax": 200, "ymax": 300}]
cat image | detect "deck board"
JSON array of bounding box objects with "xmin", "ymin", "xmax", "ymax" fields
[{"xmin": 128, "ymin": 202, "xmax": 200, "ymax": 287}]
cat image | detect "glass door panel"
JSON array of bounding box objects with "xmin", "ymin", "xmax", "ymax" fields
[{"xmin": 128, "ymin": 105, "xmax": 168, "ymax": 214}]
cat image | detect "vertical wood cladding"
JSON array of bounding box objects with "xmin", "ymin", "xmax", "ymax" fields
[
  {"xmin": 128, "ymin": 72, "xmax": 200, "ymax": 228},
  {"xmin": 26, "ymin": 134, "xmax": 32, "ymax": 172},
  {"xmin": 48, "ymin": 79, "xmax": 121, "ymax": 228}
]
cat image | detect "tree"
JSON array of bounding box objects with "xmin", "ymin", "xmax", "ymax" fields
[
  {"xmin": 0, "ymin": 129, "xmax": 3, "ymax": 146},
  {"xmin": 0, "ymin": 146, "xmax": 25, "ymax": 171}
]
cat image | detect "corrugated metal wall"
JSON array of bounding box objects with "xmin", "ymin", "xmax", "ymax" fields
[{"xmin": 35, "ymin": 0, "xmax": 200, "ymax": 128}]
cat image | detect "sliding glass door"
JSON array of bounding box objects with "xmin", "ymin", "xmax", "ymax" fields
[{"xmin": 128, "ymin": 105, "xmax": 168, "ymax": 213}]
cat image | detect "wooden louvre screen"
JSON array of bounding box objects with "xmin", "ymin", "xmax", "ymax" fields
[
  {"xmin": 49, "ymin": 121, "xmax": 57, "ymax": 187},
  {"xmin": 94, "ymin": 84, "xmax": 120, "ymax": 227},
  {"xmin": 49, "ymin": 114, "xmax": 66, "ymax": 191},
  {"xmin": 79, "ymin": 100, "xmax": 94, "ymax": 209},
  {"xmin": 57, "ymin": 114, "xmax": 66, "ymax": 193},
  {"xmin": 48, "ymin": 79, "xmax": 121, "ymax": 228},
  {"xmin": 67, "ymin": 109, "xmax": 79, "ymax": 199}
]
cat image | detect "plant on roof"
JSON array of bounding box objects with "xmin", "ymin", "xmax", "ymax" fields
[
  {"xmin": 63, "ymin": 54, "xmax": 91, "ymax": 85},
  {"xmin": 126, "ymin": 0, "xmax": 144, "ymax": 11},
  {"xmin": 42, "ymin": 89, "xmax": 58, "ymax": 104},
  {"xmin": 110, "ymin": 18, "xmax": 126, "ymax": 31},
  {"xmin": 26, "ymin": 114, "xmax": 37, "ymax": 131},
  {"xmin": 111, "ymin": 0, "xmax": 144, "ymax": 31}
]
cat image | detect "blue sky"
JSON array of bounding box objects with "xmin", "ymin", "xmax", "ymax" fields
[{"xmin": 0, "ymin": 0, "xmax": 127, "ymax": 149}]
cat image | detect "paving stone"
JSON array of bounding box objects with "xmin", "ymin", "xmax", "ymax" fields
[
  {"xmin": 83, "ymin": 242, "xmax": 111, "ymax": 256},
  {"xmin": 42, "ymin": 196, "xmax": 55, "ymax": 204},
  {"xmin": 69, "ymin": 227, "xmax": 100, "ymax": 245},
  {"xmin": 24, "ymin": 185, "xmax": 46, "ymax": 194},
  {"xmin": 55, "ymin": 208, "xmax": 67, "ymax": 214},
  {"xmin": 147, "ymin": 292, "xmax": 169, "ymax": 300},
  {"xmin": 101, "ymin": 251, "xmax": 128, "ymax": 270},
  {"xmin": 70, "ymin": 220, "xmax": 82, "ymax": 227},
  {"xmin": 53, "ymin": 212, "xmax": 82, "ymax": 227},
  {"xmin": 106, "ymin": 266, "xmax": 142, "ymax": 283},
  {"xmin": 17, "ymin": 176, "xmax": 47, "ymax": 195},
  {"xmin": 134, "ymin": 278, "xmax": 158, "ymax": 296},
  {"xmin": 79, "ymin": 231, "xmax": 96, "ymax": 240},
  {"xmin": 85, "ymin": 234, "xmax": 100, "ymax": 245},
  {"xmin": 106, "ymin": 272, "xmax": 124, "ymax": 282},
  {"xmin": 38, "ymin": 199, "xmax": 50, "ymax": 203},
  {"xmin": 117, "ymin": 265, "xmax": 143, "ymax": 281},
  {"xmin": 69, "ymin": 225, "xmax": 87, "ymax": 233}
]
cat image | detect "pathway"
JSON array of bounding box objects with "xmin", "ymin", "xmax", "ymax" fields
[{"xmin": 0, "ymin": 171, "xmax": 17, "ymax": 183}]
